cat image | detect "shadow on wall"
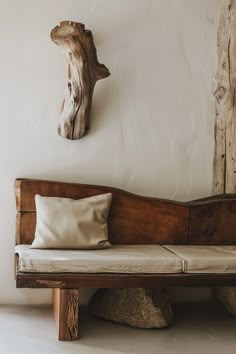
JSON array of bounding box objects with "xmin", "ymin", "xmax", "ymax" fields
[{"xmin": 90, "ymin": 76, "xmax": 116, "ymax": 135}]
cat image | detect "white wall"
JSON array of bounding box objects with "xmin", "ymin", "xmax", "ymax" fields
[{"xmin": 0, "ymin": 0, "xmax": 219, "ymax": 304}]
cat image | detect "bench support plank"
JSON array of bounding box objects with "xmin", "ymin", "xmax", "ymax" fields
[
  {"xmin": 52, "ymin": 288, "xmax": 79, "ymax": 341},
  {"xmin": 17, "ymin": 272, "xmax": 236, "ymax": 288}
]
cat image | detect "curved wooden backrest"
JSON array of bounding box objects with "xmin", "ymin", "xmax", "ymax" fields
[
  {"xmin": 15, "ymin": 178, "xmax": 236, "ymax": 245},
  {"xmin": 15, "ymin": 179, "xmax": 189, "ymax": 245}
]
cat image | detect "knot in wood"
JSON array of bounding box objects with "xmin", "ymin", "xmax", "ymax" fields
[{"xmin": 214, "ymin": 86, "xmax": 227, "ymax": 103}]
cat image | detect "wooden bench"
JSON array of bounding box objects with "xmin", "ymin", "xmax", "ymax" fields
[{"xmin": 14, "ymin": 178, "xmax": 236, "ymax": 341}]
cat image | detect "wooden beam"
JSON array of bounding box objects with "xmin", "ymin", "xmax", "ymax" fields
[
  {"xmin": 17, "ymin": 272, "xmax": 236, "ymax": 289},
  {"xmin": 14, "ymin": 178, "xmax": 189, "ymax": 246},
  {"xmin": 14, "ymin": 178, "xmax": 236, "ymax": 246},
  {"xmin": 52, "ymin": 288, "xmax": 79, "ymax": 341},
  {"xmin": 213, "ymin": 0, "xmax": 236, "ymax": 194}
]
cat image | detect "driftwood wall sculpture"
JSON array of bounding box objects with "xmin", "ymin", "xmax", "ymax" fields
[
  {"xmin": 213, "ymin": 0, "xmax": 236, "ymax": 194},
  {"xmin": 51, "ymin": 21, "xmax": 110, "ymax": 140}
]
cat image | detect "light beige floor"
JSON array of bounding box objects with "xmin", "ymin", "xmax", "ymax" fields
[{"xmin": 0, "ymin": 302, "xmax": 235, "ymax": 354}]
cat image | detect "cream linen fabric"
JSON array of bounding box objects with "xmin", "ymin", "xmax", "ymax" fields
[
  {"xmin": 31, "ymin": 193, "xmax": 112, "ymax": 249},
  {"xmin": 164, "ymin": 245, "xmax": 236, "ymax": 273},
  {"xmin": 15, "ymin": 244, "xmax": 183, "ymax": 273}
]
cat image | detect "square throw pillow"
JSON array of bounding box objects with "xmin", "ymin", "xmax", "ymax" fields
[{"xmin": 30, "ymin": 193, "xmax": 112, "ymax": 249}]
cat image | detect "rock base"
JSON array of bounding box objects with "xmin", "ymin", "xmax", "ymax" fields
[
  {"xmin": 88, "ymin": 288, "xmax": 173, "ymax": 328},
  {"xmin": 216, "ymin": 287, "xmax": 236, "ymax": 316}
]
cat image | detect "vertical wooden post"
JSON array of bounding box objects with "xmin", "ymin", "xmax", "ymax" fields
[
  {"xmin": 213, "ymin": 0, "xmax": 236, "ymax": 194},
  {"xmin": 52, "ymin": 288, "xmax": 79, "ymax": 341},
  {"xmin": 214, "ymin": 0, "xmax": 236, "ymax": 310}
]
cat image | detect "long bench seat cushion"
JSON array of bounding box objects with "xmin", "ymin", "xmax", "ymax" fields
[
  {"xmin": 15, "ymin": 244, "xmax": 183, "ymax": 274},
  {"xmin": 164, "ymin": 245, "xmax": 236, "ymax": 273}
]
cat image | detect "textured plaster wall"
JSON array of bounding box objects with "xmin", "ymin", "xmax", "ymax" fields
[{"xmin": 0, "ymin": 0, "xmax": 219, "ymax": 304}]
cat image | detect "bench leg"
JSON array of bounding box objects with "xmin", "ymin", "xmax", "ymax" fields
[{"xmin": 52, "ymin": 288, "xmax": 79, "ymax": 341}]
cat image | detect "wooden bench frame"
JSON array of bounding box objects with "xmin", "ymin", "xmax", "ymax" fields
[{"xmin": 14, "ymin": 178, "xmax": 236, "ymax": 340}]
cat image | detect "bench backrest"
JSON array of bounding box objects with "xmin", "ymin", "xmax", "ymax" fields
[{"xmin": 15, "ymin": 178, "xmax": 236, "ymax": 245}]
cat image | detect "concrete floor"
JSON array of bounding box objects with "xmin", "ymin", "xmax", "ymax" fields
[{"xmin": 0, "ymin": 302, "xmax": 235, "ymax": 354}]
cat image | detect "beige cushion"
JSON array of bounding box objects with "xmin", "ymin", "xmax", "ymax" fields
[
  {"xmin": 31, "ymin": 193, "xmax": 112, "ymax": 249},
  {"xmin": 15, "ymin": 244, "xmax": 183, "ymax": 274},
  {"xmin": 164, "ymin": 245, "xmax": 236, "ymax": 273}
]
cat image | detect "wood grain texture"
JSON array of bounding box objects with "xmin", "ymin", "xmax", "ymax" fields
[
  {"xmin": 16, "ymin": 200, "xmax": 236, "ymax": 245},
  {"xmin": 14, "ymin": 179, "xmax": 186, "ymax": 212},
  {"xmin": 52, "ymin": 288, "xmax": 79, "ymax": 341},
  {"xmin": 213, "ymin": 0, "xmax": 236, "ymax": 194},
  {"xmin": 189, "ymin": 199, "xmax": 236, "ymax": 244},
  {"xmin": 15, "ymin": 179, "xmax": 236, "ymax": 246},
  {"xmin": 15, "ymin": 179, "xmax": 189, "ymax": 245},
  {"xmin": 15, "ymin": 212, "xmax": 36, "ymax": 245},
  {"xmin": 214, "ymin": 1, "xmax": 236, "ymax": 302},
  {"xmin": 51, "ymin": 21, "xmax": 110, "ymax": 140},
  {"xmin": 16, "ymin": 271, "xmax": 236, "ymax": 288}
]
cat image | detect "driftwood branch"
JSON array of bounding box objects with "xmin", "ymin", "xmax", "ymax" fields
[{"xmin": 51, "ymin": 21, "xmax": 110, "ymax": 140}]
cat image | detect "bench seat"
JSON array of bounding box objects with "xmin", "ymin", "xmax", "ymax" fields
[
  {"xmin": 15, "ymin": 244, "xmax": 236, "ymax": 274},
  {"xmin": 15, "ymin": 244, "xmax": 183, "ymax": 274},
  {"xmin": 164, "ymin": 245, "xmax": 236, "ymax": 273}
]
